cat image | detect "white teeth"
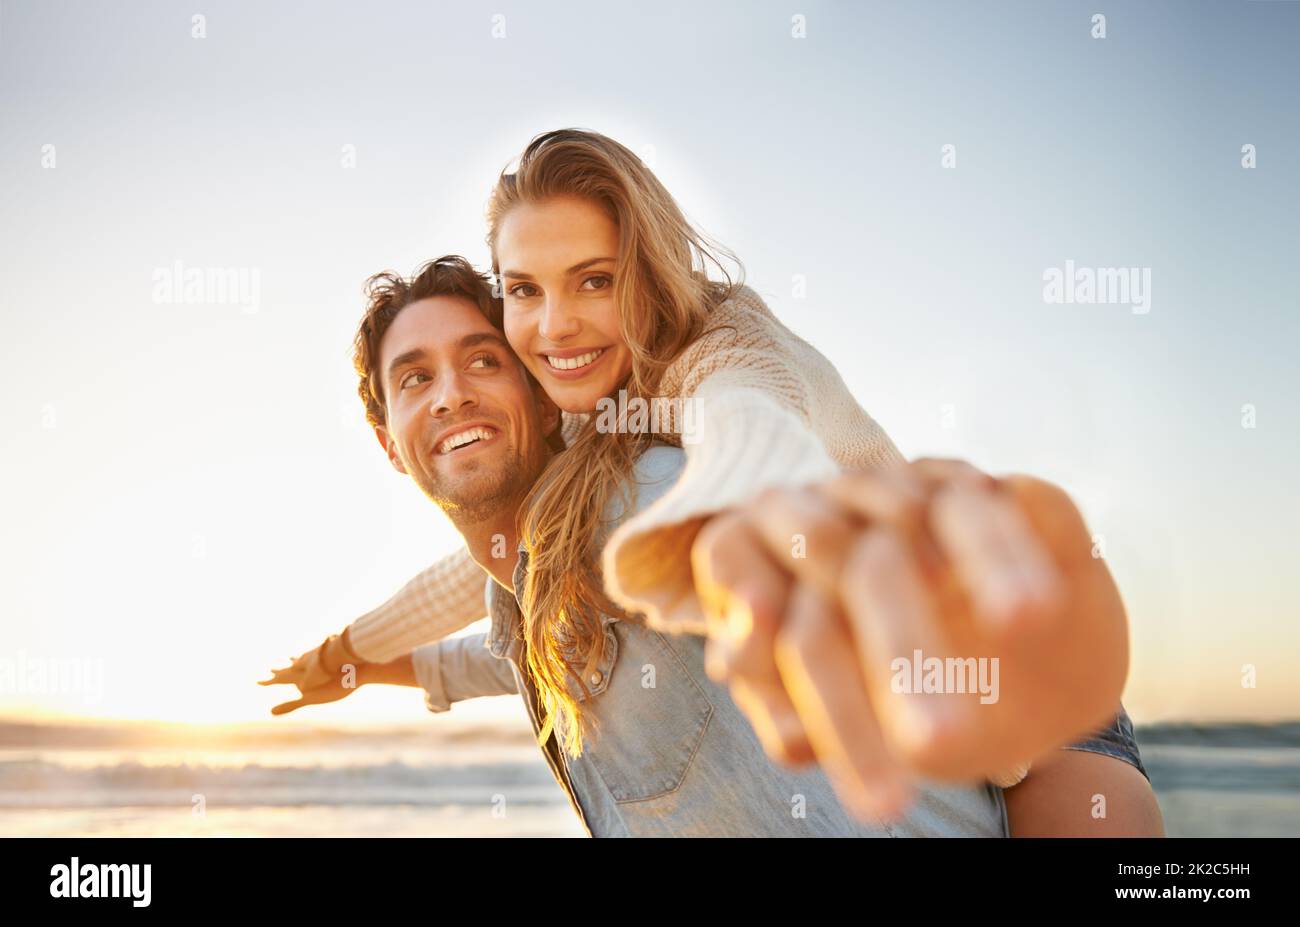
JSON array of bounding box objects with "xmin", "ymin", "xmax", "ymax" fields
[
  {"xmin": 439, "ymin": 426, "xmax": 492, "ymax": 454},
  {"xmin": 545, "ymin": 348, "xmax": 604, "ymax": 371}
]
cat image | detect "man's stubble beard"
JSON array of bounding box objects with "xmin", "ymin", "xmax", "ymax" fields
[{"xmin": 415, "ymin": 440, "xmax": 541, "ymax": 527}]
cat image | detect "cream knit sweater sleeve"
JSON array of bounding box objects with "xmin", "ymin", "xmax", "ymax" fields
[
  {"xmin": 600, "ymin": 283, "xmax": 904, "ymax": 634},
  {"xmin": 597, "ymin": 285, "xmax": 1029, "ymax": 790}
]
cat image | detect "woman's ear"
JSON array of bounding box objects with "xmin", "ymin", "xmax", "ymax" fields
[{"xmin": 373, "ymin": 425, "xmax": 408, "ymax": 475}]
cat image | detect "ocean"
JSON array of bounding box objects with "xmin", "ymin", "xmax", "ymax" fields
[{"xmin": 2, "ymin": 719, "xmax": 1296, "ymax": 837}]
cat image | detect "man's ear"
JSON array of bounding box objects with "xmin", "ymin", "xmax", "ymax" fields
[{"xmin": 373, "ymin": 424, "xmax": 408, "ymax": 475}]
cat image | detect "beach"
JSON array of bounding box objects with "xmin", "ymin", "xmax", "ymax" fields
[{"xmin": 2, "ymin": 719, "xmax": 1295, "ymax": 838}]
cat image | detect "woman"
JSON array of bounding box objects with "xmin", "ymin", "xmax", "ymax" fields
[{"xmin": 268, "ymin": 129, "xmax": 1152, "ymax": 827}]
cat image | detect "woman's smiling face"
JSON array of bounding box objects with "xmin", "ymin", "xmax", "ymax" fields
[{"xmin": 496, "ymin": 195, "xmax": 634, "ymax": 413}]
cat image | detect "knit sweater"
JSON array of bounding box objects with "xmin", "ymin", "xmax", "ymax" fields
[{"xmin": 345, "ymin": 285, "xmax": 1030, "ymax": 787}]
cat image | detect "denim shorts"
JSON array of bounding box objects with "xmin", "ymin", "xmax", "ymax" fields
[{"xmin": 1062, "ymin": 703, "xmax": 1148, "ymax": 781}]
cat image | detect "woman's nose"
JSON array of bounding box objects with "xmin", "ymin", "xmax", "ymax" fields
[{"xmin": 538, "ymin": 296, "xmax": 582, "ymax": 343}]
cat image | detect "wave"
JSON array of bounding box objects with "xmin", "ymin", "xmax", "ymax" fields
[
  {"xmin": 0, "ymin": 718, "xmax": 535, "ymax": 751},
  {"xmin": 4, "ymin": 720, "xmax": 1299, "ymax": 811},
  {"xmin": 0, "ymin": 756, "xmax": 565, "ymax": 809}
]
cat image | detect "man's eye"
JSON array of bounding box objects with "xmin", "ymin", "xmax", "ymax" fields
[
  {"xmin": 400, "ymin": 371, "xmax": 430, "ymax": 390},
  {"xmin": 468, "ymin": 353, "xmax": 499, "ymax": 369},
  {"xmin": 582, "ymin": 274, "xmax": 613, "ymax": 291},
  {"xmin": 508, "ymin": 283, "xmax": 538, "ymax": 298}
]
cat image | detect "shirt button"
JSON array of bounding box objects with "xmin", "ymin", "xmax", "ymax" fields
[{"xmin": 589, "ymin": 670, "xmax": 604, "ymax": 686}]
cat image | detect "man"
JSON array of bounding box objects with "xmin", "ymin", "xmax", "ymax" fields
[{"xmin": 264, "ymin": 255, "xmax": 1160, "ymax": 836}]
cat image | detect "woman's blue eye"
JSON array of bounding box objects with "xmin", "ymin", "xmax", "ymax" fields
[{"xmin": 582, "ymin": 274, "xmax": 612, "ymax": 290}]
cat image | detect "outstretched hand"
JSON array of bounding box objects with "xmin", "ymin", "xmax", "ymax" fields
[
  {"xmin": 689, "ymin": 458, "xmax": 1129, "ymax": 821},
  {"xmin": 259, "ymin": 632, "xmax": 365, "ymax": 715}
]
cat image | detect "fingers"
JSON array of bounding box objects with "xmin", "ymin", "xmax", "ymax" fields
[
  {"xmin": 271, "ymin": 698, "xmax": 306, "ymax": 716},
  {"xmin": 909, "ymin": 457, "xmax": 1000, "ymax": 493},
  {"xmin": 839, "ymin": 527, "xmax": 978, "ymax": 780},
  {"xmin": 928, "ymin": 482, "xmax": 1064, "ymax": 632},
  {"xmin": 722, "ymin": 465, "xmax": 985, "ymax": 603},
  {"xmin": 740, "ymin": 487, "xmax": 861, "ymax": 600},
  {"xmin": 818, "ymin": 467, "xmax": 930, "ymax": 532},
  {"xmin": 693, "ymin": 512, "xmax": 788, "ymax": 672},
  {"xmin": 692, "ymin": 512, "xmax": 812, "ymax": 766},
  {"xmin": 909, "ymin": 458, "xmax": 1065, "ymax": 628},
  {"xmin": 997, "ymin": 474, "xmax": 1095, "ymax": 573},
  {"xmin": 278, "ymin": 649, "xmax": 338, "ymax": 690},
  {"xmin": 722, "ymin": 671, "xmax": 817, "ymax": 767},
  {"xmin": 773, "ymin": 582, "xmax": 912, "ymax": 821},
  {"xmin": 690, "ymin": 462, "xmax": 1074, "ymax": 797},
  {"xmin": 825, "ymin": 459, "xmax": 1064, "ymax": 635},
  {"xmin": 270, "ymin": 678, "xmax": 357, "ymax": 715},
  {"xmin": 821, "ymin": 458, "xmax": 996, "ymax": 541},
  {"xmin": 258, "ymin": 666, "xmax": 302, "ymax": 686},
  {"xmin": 260, "ymin": 646, "xmax": 322, "ymax": 686},
  {"xmin": 816, "ymin": 469, "xmax": 944, "ymax": 582}
]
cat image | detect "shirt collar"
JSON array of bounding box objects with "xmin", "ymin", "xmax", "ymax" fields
[{"xmin": 485, "ymin": 541, "xmax": 529, "ymax": 659}]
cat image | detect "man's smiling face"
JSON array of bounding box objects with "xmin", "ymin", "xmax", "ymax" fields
[{"xmin": 375, "ymin": 295, "xmax": 558, "ymax": 522}]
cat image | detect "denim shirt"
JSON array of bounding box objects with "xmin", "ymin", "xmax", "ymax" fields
[
  {"xmin": 416, "ymin": 444, "xmax": 1148, "ymax": 835},
  {"xmin": 479, "ymin": 446, "xmax": 1009, "ymax": 837}
]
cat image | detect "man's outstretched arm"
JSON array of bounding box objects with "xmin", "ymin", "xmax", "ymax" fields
[
  {"xmin": 261, "ymin": 633, "xmax": 517, "ymax": 716},
  {"xmin": 411, "ymin": 634, "xmax": 518, "ymax": 714},
  {"xmin": 261, "ymin": 548, "xmax": 490, "ymax": 694}
]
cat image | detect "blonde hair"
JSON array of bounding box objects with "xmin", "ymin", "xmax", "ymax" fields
[{"xmin": 486, "ymin": 129, "xmax": 741, "ymax": 755}]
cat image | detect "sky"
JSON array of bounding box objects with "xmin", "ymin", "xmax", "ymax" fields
[{"xmin": 0, "ymin": 0, "xmax": 1296, "ymax": 729}]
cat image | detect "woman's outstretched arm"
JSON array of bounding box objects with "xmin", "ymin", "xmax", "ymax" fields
[{"xmin": 602, "ymin": 283, "xmax": 902, "ymax": 633}]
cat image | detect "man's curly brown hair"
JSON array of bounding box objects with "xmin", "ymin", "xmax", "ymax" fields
[{"xmin": 352, "ymin": 255, "xmax": 503, "ymax": 430}]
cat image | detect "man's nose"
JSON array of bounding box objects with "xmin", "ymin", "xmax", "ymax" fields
[
  {"xmin": 538, "ymin": 294, "xmax": 582, "ymax": 343},
  {"xmin": 428, "ymin": 370, "xmax": 477, "ymax": 417}
]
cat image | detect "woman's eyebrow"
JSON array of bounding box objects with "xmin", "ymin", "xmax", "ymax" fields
[{"xmin": 501, "ymin": 256, "xmax": 615, "ymax": 280}]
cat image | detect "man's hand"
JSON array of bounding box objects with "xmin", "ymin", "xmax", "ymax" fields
[
  {"xmin": 690, "ymin": 458, "xmax": 1130, "ymax": 821},
  {"xmin": 262, "ymin": 671, "xmax": 367, "ymax": 716},
  {"xmin": 259, "ymin": 631, "xmax": 366, "ymax": 715}
]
